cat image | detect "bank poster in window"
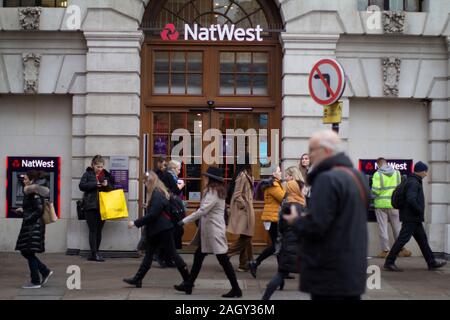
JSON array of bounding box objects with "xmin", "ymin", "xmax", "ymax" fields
[
  {"xmin": 6, "ymin": 156, "xmax": 60, "ymax": 219},
  {"xmin": 110, "ymin": 156, "xmax": 129, "ymax": 193},
  {"xmin": 153, "ymin": 136, "xmax": 168, "ymax": 155}
]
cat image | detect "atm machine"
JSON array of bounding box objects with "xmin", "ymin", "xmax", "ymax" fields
[{"xmin": 6, "ymin": 156, "xmax": 60, "ymax": 219}]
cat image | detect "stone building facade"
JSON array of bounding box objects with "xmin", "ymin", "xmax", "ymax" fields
[{"xmin": 0, "ymin": 0, "xmax": 449, "ymax": 258}]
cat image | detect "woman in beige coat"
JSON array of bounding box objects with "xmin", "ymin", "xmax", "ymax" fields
[
  {"xmin": 174, "ymin": 167, "xmax": 242, "ymax": 298},
  {"xmin": 227, "ymin": 162, "xmax": 255, "ymax": 272}
]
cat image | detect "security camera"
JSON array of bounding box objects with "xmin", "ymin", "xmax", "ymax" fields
[{"xmin": 207, "ymin": 100, "xmax": 214, "ymax": 107}]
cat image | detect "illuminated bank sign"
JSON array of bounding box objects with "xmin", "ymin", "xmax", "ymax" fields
[
  {"xmin": 358, "ymin": 159, "xmax": 413, "ymax": 176},
  {"xmin": 161, "ymin": 23, "xmax": 263, "ymax": 41},
  {"xmin": 6, "ymin": 156, "xmax": 60, "ymax": 219}
]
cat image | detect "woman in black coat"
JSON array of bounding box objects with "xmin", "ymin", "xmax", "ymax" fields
[
  {"xmin": 123, "ymin": 171, "xmax": 190, "ymax": 288},
  {"xmin": 15, "ymin": 170, "xmax": 53, "ymax": 289},
  {"xmin": 261, "ymin": 203, "xmax": 300, "ymax": 300},
  {"xmin": 79, "ymin": 155, "xmax": 114, "ymax": 262}
]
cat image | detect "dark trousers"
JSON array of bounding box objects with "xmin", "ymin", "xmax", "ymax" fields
[
  {"xmin": 311, "ymin": 295, "xmax": 361, "ymax": 300},
  {"xmin": 386, "ymin": 222, "xmax": 435, "ymax": 265},
  {"xmin": 227, "ymin": 234, "xmax": 253, "ymax": 269},
  {"xmin": 21, "ymin": 251, "xmax": 50, "ymax": 285},
  {"xmin": 256, "ymin": 222, "xmax": 278, "ymax": 265},
  {"xmin": 85, "ymin": 209, "xmax": 105, "ymax": 255},
  {"xmin": 155, "ymin": 224, "xmax": 184, "ymax": 263},
  {"xmin": 136, "ymin": 229, "xmax": 187, "ymax": 280},
  {"xmin": 188, "ymin": 246, "xmax": 240, "ymax": 291},
  {"xmin": 262, "ymin": 270, "xmax": 288, "ymax": 300}
]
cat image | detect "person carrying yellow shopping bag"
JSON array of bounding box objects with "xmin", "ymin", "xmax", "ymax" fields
[
  {"xmin": 79, "ymin": 155, "xmax": 115, "ymax": 262},
  {"xmin": 99, "ymin": 189, "xmax": 129, "ymax": 220}
]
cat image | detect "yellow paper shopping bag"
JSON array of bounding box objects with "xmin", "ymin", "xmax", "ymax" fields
[{"xmin": 99, "ymin": 189, "xmax": 129, "ymax": 220}]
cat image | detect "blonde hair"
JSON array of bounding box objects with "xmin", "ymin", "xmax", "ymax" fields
[
  {"xmin": 285, "ymin": 166, "xmax": 305, "ymax": 183},
  {"xmin": 145, "ymin": 171, "xmax": 170, "ymax": 203},
  {"xmin": 166, "ymin": 160, "xmax": 181, "ymax": 172}
]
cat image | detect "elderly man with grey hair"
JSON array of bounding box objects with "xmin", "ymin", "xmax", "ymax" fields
[{"xmin": 284, "ymin": 130, "xmax": 369, "ymax": 300}]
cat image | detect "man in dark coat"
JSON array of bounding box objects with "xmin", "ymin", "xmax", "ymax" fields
[
  {"xmin": 283, "ymin": 130, "xmax": 369, "ymax": 300},
  {"xmin": 384, "ymin": 161, "xmax": 446, "ymax": 272}
]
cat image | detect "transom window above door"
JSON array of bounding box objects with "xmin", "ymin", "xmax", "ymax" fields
[
  {"xmin": 151, "ymin": 49, "xmax": 271, "ymax": 97},
  {"xmin": 220, "ymin": 51, "xmax": 268, "ymax": 95},
  {"xmin": 153, "ymin": 51, "xmax": 203, "ymax": 95}
]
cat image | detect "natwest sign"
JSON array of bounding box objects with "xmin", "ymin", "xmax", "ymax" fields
[
  {"xmin": 358, "ymin": 159, "xmax": 413, "ymax": 176},
  {"xmin": 161, "ymin": 23, "xmax": 263, "ymax": 42},
  {"xmin": 21, "ymin": 159, "xmax": 55, "ymax": 168}
]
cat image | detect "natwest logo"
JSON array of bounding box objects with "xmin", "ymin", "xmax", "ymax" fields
[
  {"xmin": 161, "ymin": 23, "xmax": 263, "ymax": 42},
  {"xmin": 22, "ymin": 159, "xmax": 55, "ymax": 168},
  {"xmin": 12, "ymin": 160, "xmax": 21, "ymax": 168},
  {"xmin": 161, "ymin": 23, "xmax": 180, "ymax": 41}
]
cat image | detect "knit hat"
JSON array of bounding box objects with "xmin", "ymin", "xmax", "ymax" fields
[{"xmin": 414, "ymin": 161, "xmax": 428, "ymax": 173}]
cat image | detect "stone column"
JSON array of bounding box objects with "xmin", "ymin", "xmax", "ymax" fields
[
  {"xmin": 68, "ymin": 31, "xmax": 143, "ymax": 255},
  {"xmin": 445, "ymin": 37, "xmax": 450, "ymax": 258},
  {"xmin": 280, "ymin": 34, "xmax": 347, "ymax": 170},
  {"xmin": 428, "ymin": 98, "xmax": 448, "ymax": 255}
]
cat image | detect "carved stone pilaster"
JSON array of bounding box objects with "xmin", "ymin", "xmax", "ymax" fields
[
  {"xmin": 383, "ymin": 11, "xmax": 405, "ymax": 34},
  {"xmin": 23, "ymin": 53, "xmax": 41, "ymax": 94},
  {"xmin": 382, "ymin": 57, "xmax": 401, "ymax": 97},
  {"xmin": 19, "ymin": 7, "xmax": 41, "ymax": 30}
]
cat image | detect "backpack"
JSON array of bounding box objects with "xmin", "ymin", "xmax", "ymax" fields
[
  {"xmin": 391, "ymin": 177, "xmax": 408, "ymax": 209},
  {"xmin": 167, "ymin": 194, "xmax": 186, "ymax": 223}
]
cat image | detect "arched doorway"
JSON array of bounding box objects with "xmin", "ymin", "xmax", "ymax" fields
[{"xmin": 140, "ymin": 0, "xmax": 283, "ymax": 248}]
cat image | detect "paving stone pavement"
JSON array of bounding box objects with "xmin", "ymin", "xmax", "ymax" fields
[{"xmin": 0, "ymin": 253, "xmax": 449, "ymax": 300}]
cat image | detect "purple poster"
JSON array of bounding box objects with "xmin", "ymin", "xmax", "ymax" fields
[
  {"xmin": 153, "ymin": 136, "xmax": 168, "ymax": 155},
  {"xmin": 110, "ymin": 156, "xmax": 129, "ymax": 193}
]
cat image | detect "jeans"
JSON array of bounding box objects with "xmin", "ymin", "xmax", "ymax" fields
[
  {"xmin": 262, "ymin": 271, "xmax": 288, "ymax": 300},
  {"xmin": 21, "ymin": 251, "xmax": 50, "ymax": 285},
  {"xmin": 85, "ymin": 209, "xmax": 105, "ymax": 255},
  {"xmin": 255, "ymin": 222, "xmax": 278, "ymax": 265}
]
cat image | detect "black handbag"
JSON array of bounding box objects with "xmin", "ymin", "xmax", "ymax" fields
[{"xmin": 76, "ymin": 200, "xmax": 85, "ymax": 220}]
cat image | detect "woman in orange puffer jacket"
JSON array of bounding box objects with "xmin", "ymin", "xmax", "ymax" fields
[{"xmin": 248, "ymin": 166, "xmax": 285, "ymax": 278}]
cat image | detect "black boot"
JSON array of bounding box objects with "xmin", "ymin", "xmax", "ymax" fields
[
  {"xmin": 279, "ymin": 278, "xmax": 285, "ymax": 291},
  {"xmin": 220, "ymin": 255, "xmax": 242, "ymax": 298},
  {"xmin": 123, "ymin": 264, "xmax": 148, "ymax": 288},
  {"xmin": 174, "ymin": 281, "xmax": 193, "ymax": 295}
]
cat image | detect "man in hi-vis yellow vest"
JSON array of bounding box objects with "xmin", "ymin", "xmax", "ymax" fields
[{"xmin": 372, "ymin": 158, "xmax": 411, "ymax": 258}]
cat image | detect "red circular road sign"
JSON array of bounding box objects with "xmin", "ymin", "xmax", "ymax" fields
[{"xmin": 308, "ymin": 59, "xmax": 346, "ymax": 105}]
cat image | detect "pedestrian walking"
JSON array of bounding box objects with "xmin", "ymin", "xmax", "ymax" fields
[
  {"xmin": 261, "ymin": 166, "xmax": 305, "ymax": 300},
  {"xmin": 283, "ymin": 130, "xmax": 369, "ymax": 300},
  {"xmin": 15, "ymin": 170, "xmax": 53, "ymax": 289},
  {"xmin": 384, "ymin": 161, "xmax": 446, "ymax": 272},
  {"xmin": 123, "ymin": 171, "xmax": 190, "ymax": 288},
  {"xmin": 248, "ymin": 166, "xmax": 285, "ymax": 278},
  {"xmin": 161, "ymin": 160, "xmax": 184, "ymax": 197},
  {"xmin": 372, "ymin": 157, "xmax": 411, "ymax": 258},
  {"xmin": 79, "ymin": 155, "xmax": 115, "ymax": 262},
  {"xmin": 175, "ymin": 167, "xmax": 242, "ymax": 298},
  {"xmin": 226, "ymin": 155, "xmax": 255, "ymax": 272},
  {"xmin": 160, "ymin": 159, "xmax": 186, "ymax": 267}
]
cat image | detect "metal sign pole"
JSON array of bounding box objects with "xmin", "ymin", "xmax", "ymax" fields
[{"xmin": 332, "ymin": 123, "xmax": 340, "ymax": 134}]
